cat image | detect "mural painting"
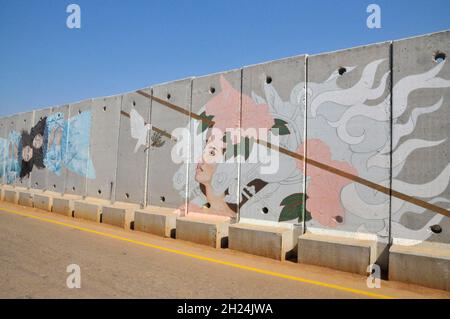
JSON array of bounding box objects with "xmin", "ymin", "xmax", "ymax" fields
[{"xmin": 0, "ymin": 111, "xmax": 96, "ymax": 185}]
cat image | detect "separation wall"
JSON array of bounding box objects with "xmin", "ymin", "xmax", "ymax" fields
[{"xmin": 0, "ymin": 30, "xmax": 449, "ymax": 246}]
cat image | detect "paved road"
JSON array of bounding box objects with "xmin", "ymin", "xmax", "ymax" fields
[{"xmin": 0, "ymin": 203, "xmax": 449, "ymax": 299}]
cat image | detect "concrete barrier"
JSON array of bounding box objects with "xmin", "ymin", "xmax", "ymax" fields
[
  {"xmin": 52, "ymin": 194, "xmax": 81, "ymax": 217},
  {"xmin": 4, "ymin": 189, "xmax": 18, "ymax": 204},
  {"xmin": 389, "ymin": 242, "xmax": 450, "ymax": 291},
  {"xmin": 33, "ymin": 193, "xmax": 52, "ymax": 211},
  {"xmin": 134, "ymin": 208, "xmax": 177, "ymax": 238},
  {"xmin": 73, "ymin": 199, "xmax": 103, "ymax": 222},
  {"xmin": 18, "ymin": 191, "xmax": 34, "ymax": 207},
  {"xmin": 229, "ymin": 223, "xmax": 300, "ymax": 261},
  {"xmin": 176, "ymin": 217, "xmax": 229, "ymax": 249},
  {"xmin": 298, "ymin": 233, "xmax": 375, "ymax": 275},
  {"xmin": 101, "ymin": 202, "xmax": 137, "ymax": 229}
]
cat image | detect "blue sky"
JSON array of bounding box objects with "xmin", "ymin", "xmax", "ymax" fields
[{"xmin": 0, "ymin": 0, "xmax": 449, "ymax": 116}]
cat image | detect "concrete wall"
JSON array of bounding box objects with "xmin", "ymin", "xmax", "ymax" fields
[
  {"xmin": 0, "ymin": 30, "xmax": 449, "ymax": 248},
  {"xmin": 306, "ymin": 42, "xmax": 391, "ymax": 241},
  {"xmin": 391, "ymin": 31, "xmax": 450, "ymax": 245},
  {"xmin": 147, "ymin": 78, "xmax": 191, "ymax": 210}
]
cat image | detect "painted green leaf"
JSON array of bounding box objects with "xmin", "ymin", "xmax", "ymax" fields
[
  {"xmin": 280, "ymin": 193, "xmax": 304, "ymax": 207},
  {"xmin": 279, "ymin": 204, "xmax": 302, "ymax": 222},
  {"xmin": 241, "ymin": 136, "xmax": 254, "ymax": 160},
  {"xmin": 197, "ymin": 111, "xmax": 214, "ymax": 134},
  {"xmin": 271, "ymin": 118, "xmax": 290, "ymax": 135}
]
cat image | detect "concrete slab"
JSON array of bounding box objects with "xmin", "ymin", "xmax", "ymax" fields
[
  {"xmin": 30, "ymin": 108, "xmax": 51, "ymax": 192},
  {"xmin": 12, "ymin": 112, "xmax": 33, "ymax": 188},
  {"xmin": 134, "ymin": 207, "xmax": 178, "ymax": 237},
  {"xmin": 305, "ymin": 42, "xmax": 391, "ymax": 241},
  {"xmin": 64, "ymin": 100, "xmax": 92, "ymax": 197},
  {"xmin": 176, "ymin": 216, "xmax": 229, "ymax": 248},
  {"xmin": 389, "ymin": 242, "xmax": 450, "ymax": 291},
  {"xmin": 101, "ymin": 202, "xmax": 138, "ymax": 229},
  {"xmin": 87, "ymin": 96, "xmax": 121, "ymax": 200},
  {"xmin": 18, "ymin": 191, "xmax": 34, "ymax": 207},
  {"xmin": 186, "ymin": 71, "xmax": 241, "ymax": 221},
  {"xmin": 51, "ymin": 193, "xmax": 81, "ymax": 217},
  {"xmin": 147, "ymin": 79, "xmax": 191, "ymax": 209},
  {"xmin": 391, "ymin": 30, "xmax": 450, "ymax": 245},
  {"xmin": 298, "ymin": 232, "xmax": 374, "ymax": 275},
  {"xmin": 33, "ymin": 193, "xmax": 52, "ymax": 211},
  {"xmin": 73, "ymin": 199, "xmax": 102, "ymax": 222},
  {"xmin": 4, "ymin": 189, "xmax": 18, "ymax": 204},
  {"xmin": 240, "ymin": 56, "xmax": 307, "ymax": 224},
  {"xmin": 46, "ymin": 105, "xmax": 70, "ymax": 194},
  {"xmin": 229, "ymin": 223, "xmax": 300, "ymax": 261},
  {"xmin": 115, "ymin": 90, "xmax": 151, "ymax": 205}
]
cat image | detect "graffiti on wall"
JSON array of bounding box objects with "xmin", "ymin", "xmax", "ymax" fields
[
  {"xmin": 0, "ymin": 111, "xmax": 96, "ymax": 184},
  {"xmin": 307, "ymin": 59, "xmax": 450, "ymax": 241},
  {"xmin": 158, "ymin": 60, "xmax": 450, "ymax": 242}
]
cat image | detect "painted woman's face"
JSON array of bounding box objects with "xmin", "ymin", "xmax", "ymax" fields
[
  {"xmin": 22, "ymin": 146, "xmax": 33, "ymax": 162},
  {"xmin": 32, "ymin": 134, "xmax": 44, "ymax": 149},
  {"xmin": 195, "ymin": 135, "xmax": 225, "ymax": 184}
]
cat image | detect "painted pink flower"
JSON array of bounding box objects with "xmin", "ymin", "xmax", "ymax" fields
[
  {"xmin": 205, "ymin": 75, "xmax": 274, "ymax": 139},
  {"xmin": 298, "ymin": 139, "xmax": 358, "ymax": 227}
]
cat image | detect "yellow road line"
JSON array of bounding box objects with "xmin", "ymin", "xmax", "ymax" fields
[{"xmin": 1, "ymin": 207, "xmax": 394, "ymax": 299}]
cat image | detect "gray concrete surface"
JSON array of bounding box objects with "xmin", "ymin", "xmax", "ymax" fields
[
  {"xmin": 298, "ymin": 233, "xmax": 374, "ymax": 275},
  {"xmin": 101, "ymin": 205, "xmax": 134, "ymax": 229},
  {"xmin": 64, "ymin": 100, "xmax": 91, "ymax": 197},
  {"xmin": 4, "ymin": 189, "xmax": 18, "ymax": 204},
  {"xmin": 87, "ymin": 96, "xmax": 121, "ymax": 200},
  {"xmin": 73, "ymin": 200, "xmax": 101, "ymax": 222},
  {"xmin": 176, "ymin": 217, "xmax": 229, "ymax": 248},
  {"xmin": 53, "ymin": 196, "xmax": 76, "ymax": 217},
  {"xmin": 33, "ymin": 194, "xmax": 52, "ymax": 211},
  {"xmin": 229, "ymin": 223, "xmax": 296, "ymax": 261},
  {"xmin": 134, "ymin": 209, "xmax": 177, "ymax": 238},
  {"xmin": 18, "ymin": 191, "xmax": 33, "ymax": 207},
  {"xmin": 389, "ymin": 243, "xmax": 450, "ymax": 291},
  {"xmin": 147, "ymin": 79, "xmax": 192, "ymax": 209},
  {"xmin": 115, "ymin": 91, "xmax": 151, "ymax": 205}
]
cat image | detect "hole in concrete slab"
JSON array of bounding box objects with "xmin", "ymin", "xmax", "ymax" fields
[
  {"xmin": 78, "ymin": 110, "xmax": 82, "ymax": 114},
  {"xmin": 434, "ymin": 51, "xmax": 446, "ymax": 63},
  {"xmin": 265, "ymin": 76, "xmax": 272, "ymax": 84},
  {"xmin": 98, "ymin": 189, "xmax": 102, "ymax": 195},
  {"xmin": 125, "ymin": 193, "xmax": 130, "ymax": 199},
  {"xmin": 160, "ymin": 196, "xmax": 165, "ymax": 203},
  {"xmin": 204, "ymin": 202, "xmax": 211, "ymax": 209},
  {"xmin": 338, "ymin": 67, "xmax": 347, "ymax": 76},
  {"xmin": 133, "ymin": 101, "xmax": 136, "ymax": 106},
  {"xmin": 72, "ymin": 210, "xmax": 75, "ymax": 217},
  {"xmin": 430, "ymin": 224, "xmax": 442, "ymax": 234},
  {"xmin": 35, "ymin": 182, "xmax": 39, "ymax": 187},
  {"xmin": 72, "ymin": 186, "xmax": 76, "ymax": 191},
  {"xmin": 167, "ymin": 93, "xmax": 171, "ymax": 100},
  {"xmin": 130, "ymin": 221, "xmax": 135, "ymax": 230},
  {"xmin": 209, "ymin": 87, "xmax": 216, "ymax": 94},
  {"xmin": 262, "ymin": 207, "xmax": 269, "ymax": 214},
  {"xmin": 103, "ymin": 106, "xmax": 107, "ymax": 112},
  {"xmin": 24, "ymin": 119, "xmax": 26, "ymax": 123},
  {"xmin": 335, "ymin": 215, "xmax": 344, "ymax": 223},
  {"xmin": 53, "ymin": 184, "xmax": 56, "ymax": 189}
]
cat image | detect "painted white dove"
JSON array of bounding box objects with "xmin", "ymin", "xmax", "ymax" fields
[{"xmin": 130, "ymin": 108, "xmax": 152, "ymax": 153}]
